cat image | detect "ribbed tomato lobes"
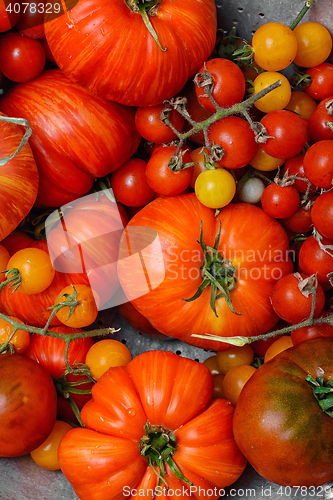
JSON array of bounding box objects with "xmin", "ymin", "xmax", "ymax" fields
[
  {"xmin": 58, "ymin": 350, "xmax": 247, "ymax": 500},
  {"xmin": 44, "ymin": 0, "xmax": 217, "ymax": 106}
]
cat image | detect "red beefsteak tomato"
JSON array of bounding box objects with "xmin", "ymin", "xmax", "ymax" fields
[
  {"xmin": 58, "ymin": 350, "xmax": 247, "ymax": 500},
  {"xmin": 0, "ymin": 69, "xmax": 141, "ymax": 207},
  {"xmin": 44, "ymin": 0, "xmax": 217, "ymax": 106},
  {"xmin": 0, "ymin": 113, "xmax": 39, "ymax": 240},
  {"xmin": 117, "ymin": 193, "xmax": 293, "ymax": 350},
  {"xmin": 233, "ymin": 337, "xmax": 333, "ymax": 487}
]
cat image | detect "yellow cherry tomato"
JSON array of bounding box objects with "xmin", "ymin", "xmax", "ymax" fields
[
  {"xmin": 284, "ymin": 90, "xmax": 317, "ymax": 120},
  {"xmin": 30, "ymin": 420, "xmax": 73, "ymax": 470},
  {"xmin": 293, "ymin": 22, "xmax": 333, "ymax": 68},
  {"xmin": 252, "ymin": 22, "xmax": 298, "ymax": 72},
  {"xmin": 250, "ymin": 145, "xmax": 285, "ymax": 172},
  {"xmin": 195, "ymin": 167, "xmax": 236, "ymax": 209},
  {"xmin": 253, "ymin": 71, "xmax": 291, "ymax": 113},
  {"xmin": 85, "ymin": 339, "xmax": 132, "ymax": 380}
]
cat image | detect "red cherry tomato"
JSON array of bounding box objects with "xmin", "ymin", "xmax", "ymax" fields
[
  {"xmin": 110, "ymin": 158, "xmax": 155, "ymax": 208},
  {"xmin": 291, "ymin": 311, "xmax": 333, "ymax": 345},
  {"xmin": 135, "ymin": 104, "xmax": 184, "ymax": 144},
  {"xmin": 298, "ymin": 234, "xmax": 333, "ymax": 291},
  {"xmin": 195, "ymin": 58, "xmax": 246, "ymax": 112},
  {"xmin": 145, "ymin": 145, "xmax": 193, "ymax": 196},
  {"xmin": 208, "ymin": 115, "xmax": 258, "ymax": 169},
  {"xmin": 261, "ymin": 183, "xmax": 300, "ymax": 219},
  {"xmin": 310, "ymin": 190, "xmax": 333, "ymax": 240},
  {"xmin": 260, "ymin": 110, "xmax": 308, "ymax": 159},
  {"xmin": 303, "ymin": 140, "xmax": 333, "ymax": 189},
  {"xmin": 305, "ymin": 63, "xmax": 333, "ymax": 101},
  {"xmin": 0, "ymin": 31, "xmax": 46, "ymax": 83},
  {"xmin": 0, "ymin": 2, "xmax": 20, "ymax": 32},
  {"xmin": 270, "ymin": 272, "xmax": 326, "ymax": 324}
]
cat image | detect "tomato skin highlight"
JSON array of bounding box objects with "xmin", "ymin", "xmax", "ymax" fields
[
  {"xmin": 0, "ymin": 354, "xmax": 57, "ymax": 457},
  {"xmin": 233, "ymin": 337, "xmax": 333, "ymax": 487}
]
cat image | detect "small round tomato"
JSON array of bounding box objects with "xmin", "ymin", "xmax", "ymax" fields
[
  {"xmin": 15, "ymin": 0, "xmax": 45, "ymax": 38},
  {"xmin": 308, "ymin": 101, "xmax": 333, "ymax": 142},
  {"xmin": 251, "ymin": 22, "xmax": 298, "ymax": 72},
  {"xmin": 135, "ymin": 104, "xmax": 184, "ymax": 144},
  {"xmin": 0, "ymin": 31, "xmax": 46, "ymax": 83},
  {"xmin": 264, "ymin": 335, "xmax": 294, "ymax": 362},
  {"xmin": 0, "ymin": 354, "xmax": 57, "ymax": 457},
  {"xmin": 110, "ymin": 158, "xmax": 155, "ymax": 208},
  {"xmin": 280, "ymin": 205, "xmax": 313, "ymax": 234},
  {"xmin": 238, "ymin": 177, "xmax": 266, "ymax": 205},
  {"xmin": 195, "ymin": 58, "xmax": 246, "ymax": 111},
  {"xmin": 0, "ymin": 316, "xmax": 30, "ymax": 354},
  {"xmin": 208, "ymin": 115, "xmax": 258, "ymax": 169},
  {"xmin": 284, "ymin": 90, "xmax": 317, "ymax": 120},
  {"xmin": 253, "ymin": 71, "xmax": 291, "ymax": 113},
  {"xmin": 310, "ymin": 190, "xmax": 333, "ymax": 240},
  {"xmin": 55, "ymin": 284, "xmax": 99, "ymax": 328},
  {"xmin": 30, "ymin": 420, "xmax": 73, "ymax": 470},
  {"xmin": 216, "ymin": 344, "xmax": 254, "ymax": 375},
  {"xmin": 6, "ymin": 247, "xmax": 55, "ymax": 295},
  {"xmin": 303, "ymin": 140, "xmax": 333, "ymax": 189},
  {"xmin": 249, "ymin": 145, "xmax": 285, "ymax": 172},
  {"xmin": 261, "ymin": 183, "xmax": 300, "ymax": 219},
  {"xmin": 203, "ymin": 355, "xmax": 221, "ymax": 376},
  {"xmin": 0, "ymin": 230, "xmax": 34, "ymax": 256},
  {"xmin": 85, "ymin": 339, "xmax": 132, "ymax": 381},
  {"xmin": 304, "ymin": 63, "xmax": 333, "ymax": 101},
  {"xmin": 259, "ymin": 110, "xmax": 308, "ymax": 159},
  {"xmin": 281, "ymin": 154, "xmax": 316, "ymax": 194},
  {"xmin": 298, "ymin": 234, "xmax": 333, "ymax": 291},
  {"xmin": 222, "ymin": 364, "xmax": 257, "ymax": 406},
  {"xmin": 293, "ymin": 22, "xmax": 333, "ymax": 68},
  {"xmin": 291, "ymin": 311, "xmax": 333, "ymax": 345},
  {"xmin": 145, "ymin": 145, "xmax": 193, "ymax": 196},
  {"xmin": 194, "ymin": 167, "xmax": 236, "ymax": 209},
  {"xmin": 270, "ymin": 272, "xmax": 326, "ymax": 324}
]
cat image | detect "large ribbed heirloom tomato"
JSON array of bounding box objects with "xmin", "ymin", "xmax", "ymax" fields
[
  {"xmin": 44, "ymin": 0, "xmax": 217, "ymax": 106},
  {"xmin": 117, "ymin": 193, "xmax": 293, "ymax": 351},
  {"xmin": 0, "ymin": 69, "xmax": 141, "ymax": 207},
  {"xmin": 58, "ymin": 350, "xmax": 247, "ymax": 500},
  {"xmin": 0, "ymin": 113, "xmax": 38, "ymax": 240}
]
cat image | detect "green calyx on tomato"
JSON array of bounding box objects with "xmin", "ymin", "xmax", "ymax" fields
[
  {"xmin": 306, "ymin": 374, "xmax": 333, "ymax": 417},
  {"xmin": 125, "ymin": 0, "xmax": 166, "ymax": 52},
  {"xmin": 139, "ymin": 422, "xmax": 192, "ymax": 489},
  {"xmin": 183, "ymin": 220, "xmax": 239, "ymax": 317}
]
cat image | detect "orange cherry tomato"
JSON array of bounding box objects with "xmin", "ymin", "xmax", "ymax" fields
[
  {"xmin": 216, "ymin": 344, "xmax": 254, "ymax": 375},
  {"xmin": 30, "ymin": 420, "xmax": 73, "ymax": 470},
  {"xmin": 85, "ymin": 339, "xmax": 132, "ymax": 381},
  {"xmin": 6, "ymin": 247, "xmax": 55, "ymax": 294},
  {"xmin": 222, "ymin": 364, "xmax": 257, "ymax": 406},
  {"xmin": 55, "ymin": 284, "xmax": 99, "ymax": 328},
  {"xmin": 0, "ymin": 315, "xmax": 30, "ymax": 354},
  {"xmin": 264, "ymin": 335, "xmax": 294, "ymax": 362}
]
